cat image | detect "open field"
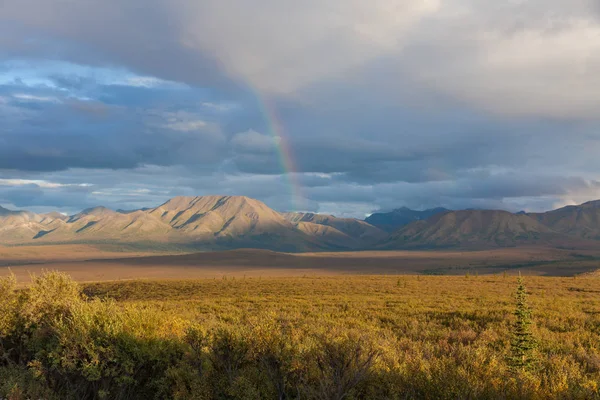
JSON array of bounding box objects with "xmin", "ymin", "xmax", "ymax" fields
[
  {"xmin": 2, "ymin": 244, "xmax": 600, "ymax": 398},
  {"xmin": 1, "ymin": 272, "xmax": 599, "ymax": 399},
  {"xmin": 0, "ymin": 243, "xmax": 163, "ymax": 264},
  {"xmin": 1, "ymin": 245, "xmax": 600, "ymax": 282}
]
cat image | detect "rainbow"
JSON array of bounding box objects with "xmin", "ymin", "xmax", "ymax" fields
[{"xmin": 256, "ymin": 93, "xmax": 305, "ymax": 211}]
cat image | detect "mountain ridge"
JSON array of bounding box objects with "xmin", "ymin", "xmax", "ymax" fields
[
  {"xmin": 527, "ymin": 199, "xmax": 600, "ymax": 240},
  {"xmin": 0, "ymin": 196, "xmax": 382, "ymax": 251},
  {"xmin": 3, "ymin": 197, "xmax": 600, "ymax": 251},
  {"xmin": 366, "ymin": 207, "xmax": 450, "ymax": 232},
  {"xmin": 381, "ymin": 209, "xmax": 559, "ymax": 249}
]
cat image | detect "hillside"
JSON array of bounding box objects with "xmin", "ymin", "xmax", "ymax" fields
[
  {"xmin": 0, "ymin": 206, "xmax": 66, "ymax": 243},
  {"xmin": 0, "ymin": 196, "xmax": 378, "ymax": 251},
  {"xmin": 283, "ymin": 212, "xmax": 387, "ymax": 246},
  {"xmin": 146, "ymin": 196, "xmax": 320, "ymax": 251},
  {"xmin": 366, "ymin": 207, "xmax": 449, "ymax": 232},
  {"xmin": 6, "ymin": 198, "xmax": 600, "ymax": 251},
  {"xmin": 383, "ymin": 209, "xmax": 560, "ymax": 249},
  {"xmin": 528, "ymin": 200, "xmax": 600, "ymax": 240}
]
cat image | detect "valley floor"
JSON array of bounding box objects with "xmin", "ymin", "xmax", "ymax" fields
[{"xmin": 1, "ymin": 244, "xmax": 600, "ymax": 282}]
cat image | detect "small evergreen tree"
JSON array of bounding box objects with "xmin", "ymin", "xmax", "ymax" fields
[{"xmin": 509, "ymin": 274, "xmax": 537, "ymax": 371}]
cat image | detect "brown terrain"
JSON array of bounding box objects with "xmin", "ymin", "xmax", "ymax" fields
[
  {"xmin": 1, "ymin": 244, "xmax": 599, "ymax": 283},
  {"xmin": 5, "ymin": 195, "xmax": 600, "ymax": 252},
  {"xmin": 383, "ymin": 209, "xmax": 560, "ymax": 249},
  {"xmin": 0, "ymin": 196, "xmax": 388, "ymax": 251},
  {"xmin": 3, "ymin": 196, "xmax": 600, "ymax": 282}
]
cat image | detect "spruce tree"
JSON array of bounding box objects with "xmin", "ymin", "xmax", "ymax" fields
[{"xmin": 509, "ymin": 274, "xmax": 537, "ymax": 371}]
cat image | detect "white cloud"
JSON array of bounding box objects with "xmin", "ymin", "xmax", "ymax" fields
[
  {"xmin": 231, "ymin": 130, "xmax": 279, "ymax": 153},
  {"xmin": 3, "ymin": 0, "xmax": 599, "ymax": 117},
  {"xmin": 0, "ymin": 179, "xmax": 91, "ymax": 188},
  {"xmin": 177, "ymin": 0, "xmax": 440, "ymax": 94},
  {"xmin": 201, "ymin": 102, "xmax": 236, "ymax": 112},
  {"xmin": 3, "ymin": 0, "xmax": 600, "ymax": 216},
  {"xmin": 143, "ymin": 110, "xmax": 225, "ymax": 142},
  {"xmin": 402, "ymin": 8, "xmax": 600, "ymax": 118},
  {"xmin": 12, "ymin": 93, "xmax": 61, "ymax": 103},
  {"xmin": 165, "ymin": 120, "xmax": 207, "ymax": 132},
  {"xmin": 116, "ymin": 75, "xmax": 186, "ymax": 89}
]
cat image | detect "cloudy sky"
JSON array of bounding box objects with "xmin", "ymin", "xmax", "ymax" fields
[{"xmin": 1, "ymin": 0, "xmax": 600, "ymax": 217}]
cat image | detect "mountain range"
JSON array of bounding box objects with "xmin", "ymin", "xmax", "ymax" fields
[
  {"xmin": 366, "ymin": 207, "xmax": 449, "ymax": 232},
  {"xmin": 2, "ymin": 195, "xmax": 600, "ymax": 251},
  {"xmin": 0, "ymin": 196, "xmax": 389, "ymax": 252}
]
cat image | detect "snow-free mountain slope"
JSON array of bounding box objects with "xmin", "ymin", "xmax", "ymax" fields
[
  {"xmin": 383, "ymin": 209, "xmax": 560, "ymax": 249},
  {"xmin": 5, "ymin": 197, "xmax": 600, "ymax": 250},
  {"xmin": 365, "ymin": 207, "xmax": 449, "ymax": 232}
]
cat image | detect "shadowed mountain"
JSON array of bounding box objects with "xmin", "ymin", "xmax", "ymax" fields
[
  {"xmin": 5, "ymin": 198, "xmax": 600, "ymax": 251},
  {"xmin": 41, "ymin": 211, "xmax": 69, "ymax": 221},
  {"xmin": 528, "ymin": 200, "xmax": 600, "ymax": 240},
  {"xmin": 117, "ymin": 207, "xmax": 151, "ymax": 214},
  {"xmin": 68, "ymin": 206, "xmax": 119, "ymax": 222},
  {"xmin": 0, "ymin": 206, "xmax": 67, "ymax": 243},
  {"xmin": 366, "ymin": 207, "xmax": 449, "ymax": 232},
  {"xmin": 382, "ymin": 209, "xmax": 561, "ymax": 249},
  {"xmin": 282, "ymin": 212, "xmax": 387, "ymax": 247}
]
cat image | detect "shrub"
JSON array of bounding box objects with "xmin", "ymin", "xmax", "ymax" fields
[
  {"xmin": 0, "ymin": 273, "xmax": 18, "ymax": 363},
  {"xmin": 302, "ymin": 332, "xmax": 378, "ymax": 400},
  {"xmin": 1, "ymin": 273, "xmax": 600, "ymax": 399}
]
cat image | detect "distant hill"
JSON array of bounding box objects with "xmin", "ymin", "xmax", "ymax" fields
[
  {"xmin": 382, "ymin": 209, "xmax": 560, "ymax": 249},
  {"xmin": 528, "ymin": 200, "xmax": 600, "ymax": 240},
  {"xmin": 365, "ymin": 207, "xmax": 449, "ymax": 232},
  {"xmin": 5, "ymin": 197, "xmax": 600, "ymax": 251},
  {"xmin": 0, "ymin": 206, "xmax": 66, "ymax": 242},
  {"xmin": 282, "ymin": 212, "xmax": 387, "ymax": 247},
  {"xmin": 0, "ymin": 196, "xmax": 381, "ymax": 251}
]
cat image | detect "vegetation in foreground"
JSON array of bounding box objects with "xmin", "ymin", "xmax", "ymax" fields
[{"xmin": 0, "ymin": 272, "xmax": 599, "ymax": 399}]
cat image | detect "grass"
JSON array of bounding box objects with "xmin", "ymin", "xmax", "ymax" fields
[
  {"xmin": 5, "ymin": 245, "xmax": 600, "ymax": 286},
  {"xmin": 1, "ymin": 272, "xmax": 599, "ymax": 399}
]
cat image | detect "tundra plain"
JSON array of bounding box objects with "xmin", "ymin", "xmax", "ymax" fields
[{"xmin": 1, "ymin": 244, "xmax": 599, "ymax": 283}]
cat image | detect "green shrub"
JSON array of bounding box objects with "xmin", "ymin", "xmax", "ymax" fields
[
  {"xmin": 0, "ymin": 365, "xmax": 56, "ymax": 400},
  {"xmin": 1, "ymin": 273, "xmax": 600, "ymax": 399},
  {"xmin": 301, "ymin": 332, "xmax": 378, "ymax": 400}
]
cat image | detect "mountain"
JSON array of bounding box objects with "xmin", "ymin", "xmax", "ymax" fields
[
  {"xmin": 146, "ymin": 196, "xmax": 317, "ymax": 250},
  {"xmin": 69, "ymin": 206, "xmax": 118, "ymax": 222},
  {"xmin": 382, "ymin": 209, "xmax": 558, "ymax": 249},
  {"xmin": 0, "ymin": 206, "xmax": 67, "ymax": 243},
  {"xmin": 0, "ymin": 196, "xmax": 381, "ymax": 251},
  {"xmin": 41, "ymin": 211, "xmax": 68, "ymax": 221},
  {"xmin": 282, "ymin": 212, "xmax": 387, "ymax": 247},
  {"xmin": 528, "ymin": 200, "xmax": 600, "ymax": 240},
  {"xmin": 365, "ymin": 207, "xmax": 449, "ymax": 232},
  {"xmin": 6, "ymin": 197, "xmax": 600, "ymax": 251}
]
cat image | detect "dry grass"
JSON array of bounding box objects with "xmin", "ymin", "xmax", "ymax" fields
[
  {"xmin": 2, "ymin": 271, "xmax": 600, "ymax": 398},
  {"xmin": 2, "ymin": 246, "xmax": 600, "ymax": 283},
  {"xmin": 0, "ymin": 243, "xmax": 157, "ymax": 263}
]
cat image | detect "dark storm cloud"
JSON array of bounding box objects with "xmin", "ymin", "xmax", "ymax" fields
[
  {"xmin": 0, "ymin": 2, "xmax": 239, "ymax": 92},
  {"xmin": 0, "ymin": 77, "xmax": 229, "ymax": 172},
  {"xmin": 1, "ymin": 0, "xmax": 600, "ymax": 216}
]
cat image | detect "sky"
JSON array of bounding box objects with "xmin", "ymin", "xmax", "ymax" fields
[{"xmin": 1, "ymin": 0, "xmax": 600, "ymax": 217}]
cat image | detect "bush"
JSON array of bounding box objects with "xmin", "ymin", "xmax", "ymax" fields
[
  {"xmin": 1, "ymin": 273, "xmax": 600, "ymax": 399},
  {"xmin": 302, "ymin": 332, "xmax": 377, "ymax": 400}
]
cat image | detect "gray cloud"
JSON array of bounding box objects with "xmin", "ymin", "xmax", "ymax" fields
[
  {"xmin": 0, "ymin": 79, "xmax": 228, "ymax": 172},
  {"xmin": 1, "ymin": 0, "xmax": 600, "ymax": 217},
  {"xmin": 4, "ymin": 0, "xmax": 599, "ymax": 117}
]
